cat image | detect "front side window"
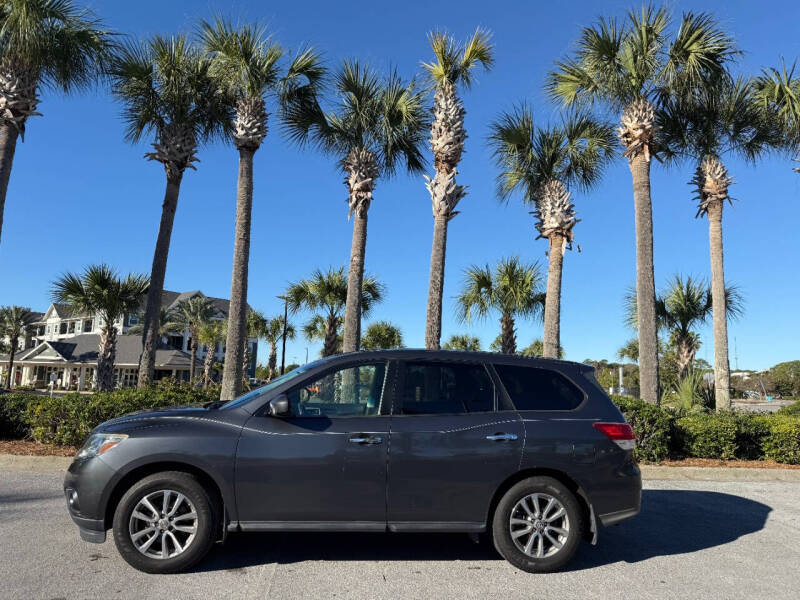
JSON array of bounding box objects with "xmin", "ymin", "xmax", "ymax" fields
[
  {"xmin": 400, "ymin": 362, "xmax": 494, "ymax": 415},
  {"xmin": 286, "ymin": 362, "xmax": 386, "ymax": 418},
  {"xmin": 59, "ymin": 322, "xmax": 68, "ymax": 334},
  {"xmin": 495, "ymin": 365, "xmax": 584, "ymax": 411}
]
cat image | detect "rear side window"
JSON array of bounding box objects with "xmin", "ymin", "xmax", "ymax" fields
[
  {"xmin": 400, "ymin": 362, "xmax": 494, "ymax": 415},
  {"xmin": 495, "ymin": 365, "xmax": 584, "ymax": 411}
]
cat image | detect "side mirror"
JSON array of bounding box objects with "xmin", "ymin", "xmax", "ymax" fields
[{"xmin": 268, "ymin": 394, "xmax": 290, "ymax": 417}]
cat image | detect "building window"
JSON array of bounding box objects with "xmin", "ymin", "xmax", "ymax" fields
[
  {"xmin": 37, "ymin": 326, "xmax": 45, "ymax": 336},
  {"xmin": 84, "ymin": 319, "xmax": 93, "ymax": 332},
  {"xmin": 128, "ymin": 314, "xmax": 139, "ymax": 326},
  {"xmin": 59, "ymin": 322, "xmax": 68, "ymax": 334},
  {"xmin": 68, "ymin": 321, "xmax": 76, "ymax": 333}
]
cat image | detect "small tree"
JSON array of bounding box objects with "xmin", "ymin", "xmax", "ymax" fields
[
  {"xmin": 261, "ymin": 316, "xmax": 295, "ymax": 381},
  {"xmin": 456, "ymin": 256, "xmax": 545, "ymax": 354},
  {"xmin": 51, "ymin": 265, "xmax": 149, "ymax": 391},
  {"xmin": 442, "ymin": 334, "xmax": 481, "ymax": 351},
  {"xmin": 361, "ymin": 321, "xmax": 404, "ymax": 350},
  {"xmin": 0, "ymin": 305, "xmax": 36, "ymax": 388},
  {"xmin": 172, "ymin": 296, "xmax": 218, "ymax": 383}
]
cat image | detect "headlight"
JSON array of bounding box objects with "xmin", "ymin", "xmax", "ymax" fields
[{"xmin": 76, "ymin": 433, "xmax": 128, "ymax": 459}]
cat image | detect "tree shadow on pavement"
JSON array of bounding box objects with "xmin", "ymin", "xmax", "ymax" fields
[{"xmin": 192, "ymin": 489, "xmax": 771, "ymax": 573}]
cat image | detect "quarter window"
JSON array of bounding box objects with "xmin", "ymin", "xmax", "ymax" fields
[
  {"xmin": 495, "ymin": 365, "xmax": 584, "ymax": 411},
  {"xmin": 286, "ymin": 362, "xmax": 386, "ymax": 418},
  {"xmin": 400, "ymin": 362, "xmax": 494, "ymax": 415}
]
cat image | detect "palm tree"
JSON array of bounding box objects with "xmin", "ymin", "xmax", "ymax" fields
[
  {"xmin": 422, "ymin": 29, "xmax": 493, "ymax": 350},
  {"xmin": 200, "ymin": 19, "xmax": 324, "ymax": 401},
  {"xmin": 754, "ymin": 61, "xmax": 800, "ymax": 173},
  {"xmin": 442, "ymin": 334, "xmax": 481, "ymax": 351},
  {"xmin": 197, "ymin": 319, "xmax": 225, "ymax": 388},
  {"xmin": 286, "ymin": 267, "xmax": 384, "ymax": 358},
  {"xmin": 109, "ymin": 35, "xmax": 232, "ymax": 388},
  {"xmin": 0, "ymin": 305, "xmax": 36, "ymax": 388},
  {"xmin": 0, "ymin": 0, "xmax": 113, "ymax": 246},
  {"xmin": 521, "ymin": 338, "xmax": 564, "ymax": 358},
  {"xmin": 284, "ymin": 61, "xmax": 427, "ymax": 352},
  {"xmin": 456, "ymin": 256, "xmax": 545, "ymax": 354},
  {"xmin": 126, "ymin": 308, "xmax": 181, "ymax": 337},
  {"xmin": 624, "ymin": 275, "xmax": 743, "ymax": 381},
  {"xmin": 171, "ymin": 296, "xmax": 217, "ymax": 383},
  {"xmin": 547, "ymin": 8, "xmax": 737, "ymax": 403},
  {"xmin": 240, "ymin": 310, "xmax": 267, "ymax": 390},
  {"xmin": 51, "ymin": 264, "xmax": 149, "ymax": 391},
  {"xmin": 660, "ymin": 77, "xmax": 780, "ymax": 410},
  {"xmin": 261, "ymin": 315, "xmax": 296, "ymax": 381},
  {"xmin": 361, "ymin": 321, "xmax": 404, "ymax": 350},
  {"xmin": 489, "ymin": 106, "xmax": 615, "ymax": 359}
]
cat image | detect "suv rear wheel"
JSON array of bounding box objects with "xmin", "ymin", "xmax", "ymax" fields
[
  {"xmin": 112, "ymin": 471, "xmax": 219, "ymax": 573},
  {"xmin": 492, "ymin": 476, "xmax": 583, "ymax": 573}
]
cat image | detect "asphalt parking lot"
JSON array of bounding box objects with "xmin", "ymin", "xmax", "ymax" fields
[{"xmin": 1, "ymin": 468, "xmax": 798, "ymax": 600}]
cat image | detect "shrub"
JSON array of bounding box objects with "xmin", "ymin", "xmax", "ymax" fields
[
  {"xmin": 733, "ymin": 414, "xmax": 771, "ymax": 460},
  {"xmin": 0, "ymin": 393, "xmax": 37, "ymax": 439},
  {"xmin": 761, "ymin": 416, "xmax": 800, "ymax": 464},
  {"xmin": 777, "ymin": 399, "xmax": 800, "ymax": 416},
  {"xmin": 25, "ymin": 380, "xmax": 219, "ymax": 447},
  {"xmin": 612, "ymin": 395, "xmax": 674, "ymax": 462},
  {"xmin": 675, "ymin": 413, "xmax": 738, "ymax": 459}
]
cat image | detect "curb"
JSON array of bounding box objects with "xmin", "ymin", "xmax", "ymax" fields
[
  {"xmin": 640, "ymin": 465, "xmax": 800, "ymax": 482},
  {"xmin": 0, "ymin": 454, "xmax": 72, "ymax": 472}
]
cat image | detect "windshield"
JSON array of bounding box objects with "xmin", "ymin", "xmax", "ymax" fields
[{"xmin": 220, "ymin": 359, "xmax": 329, "ymax": 410}]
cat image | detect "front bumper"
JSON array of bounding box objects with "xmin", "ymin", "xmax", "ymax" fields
[{"xmin": 63, "ymin": 456, "xmax": 118, "ymax": 544}]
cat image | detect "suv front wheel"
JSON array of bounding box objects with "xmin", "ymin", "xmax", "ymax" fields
[
  {"xmin": 492, "ymin": 476, "xmax": 583, "ymax": 573},
  {"xmin": 112, "ymin": 471, "xmax": 219, "ymax": 573}
]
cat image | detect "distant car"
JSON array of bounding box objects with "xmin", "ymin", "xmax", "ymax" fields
[{"xmin": 63, "ymin": 350, "xmax": 641, "ymax": 574}]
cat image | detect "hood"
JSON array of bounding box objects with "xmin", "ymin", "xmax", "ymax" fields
[{"xmin": 94, "ymin": 405, "xmax": 212, "ymax": 432}]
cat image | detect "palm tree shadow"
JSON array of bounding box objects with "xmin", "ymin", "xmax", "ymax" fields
[{"xmin": 192, "ymin": 489, "xmax": 771, "ymax": 573}]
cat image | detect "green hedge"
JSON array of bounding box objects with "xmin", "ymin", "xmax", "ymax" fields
[
  {"xmin": 0, "ymin": 393, "xmax": 37, "ymax": 439},
  {"xmin": 4, "ymin": 380, "xmax": 219, "ymax": 447},
  {"xmin": 611, "ymin": 396, "xmax": 800, "ymax": 464},
  {"xmin": 777, "ymin": 400, "xmax": 800, "ymax": 416},
  {"xmin": 762, "ymin": 416, "xmax": 800, "ymax": 464},
  {"xmin": 612, "ymin": 395, "xmax": 674, "ymax": 462}
]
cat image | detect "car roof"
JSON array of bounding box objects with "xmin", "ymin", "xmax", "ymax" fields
[{"xmin": 324, "ymin": 349, "xmax": 593, "ymax": 372}]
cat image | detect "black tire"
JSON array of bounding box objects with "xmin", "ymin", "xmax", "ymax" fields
[
  {"xmin": 112, "ymin": 471, "xmax": 219, "ymax": 574},
  {"xmin": 492, "ymin": 476, "xmax": 583, "ymax": 573}
]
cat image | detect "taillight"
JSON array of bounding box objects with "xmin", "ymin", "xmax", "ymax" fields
[{"xmin": 593, "ymin": 422, "xmax": 636, "ymax": 450}]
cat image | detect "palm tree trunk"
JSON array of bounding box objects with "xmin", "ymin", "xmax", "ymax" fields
[
  {"xmin": 629, "ymin": 154, "xmax": 660, "ymax": 404},
  {"xmin": 707, "ymin": 201, "xmax": 731, "ymax": 411},
  {"xmin": 4, "ymin": 337, "xmax": 17, "ymax": 389},
  {"xmin": 241, "ymin": 341, "xmax": 251, "ymax": 390},
  {"xmin": 323, "ymin": 315, "xmax": 339, "ymax": 358},
  {"xmin": 676, "ymin": 337, "xmax": 694, "ymax": 380},
  {"xmin": 342, "ymin": 209, "xmax": 368, "ymax": 353},
  {"xmin": 268, "ymin": 343, "xmax": 277, "ymax": 382},
  {"xmin": 137, "ymin": 174, "xmax": 183, "ymax": 388},
  {"xmin": 543, "ymin": 234, "xmax": 565, "ymax": 359},
  {"xmin": 189, "ymin": 337, "xmax": 198, "ymax": 383},
  {"xmin": 425, "ymin": 215, "xmax": 448, "ymax": 350},
  {"xmin": 203, "ymin": 343, "xmax": 215, "ymax": 389},
  {"xmin": 0, "ymin": 124, "xmax": 19, "ymax": 246},
  {"xmin": 97, "ymin": 326, "xmax": 117, "ymax": 392},
  {"xmin": 500, "ymin": 313, "xmax": 517, "ymax": 354},
  {"xmin": 221, "ymin": 148, "xmax": 255, "ymax": 401}
]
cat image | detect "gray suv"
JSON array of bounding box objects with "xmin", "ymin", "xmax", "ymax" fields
[{"xmin": 63, "ymin": 350, "xmax": 641, "ymax": 574}]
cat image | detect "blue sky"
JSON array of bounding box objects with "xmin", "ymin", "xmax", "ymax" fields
[{"xmin": 1, "ymin": 0, "xmax": 799, "ymax": 370}]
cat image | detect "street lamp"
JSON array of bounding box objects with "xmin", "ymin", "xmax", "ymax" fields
[{"xmin": 277, "ymin": 295, "xmax": 288, "ymax": 375}]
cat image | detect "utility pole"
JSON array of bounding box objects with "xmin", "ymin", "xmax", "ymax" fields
[{"xmin": 279, "ymin": 295, "xmax": 288, "ymax": 375}]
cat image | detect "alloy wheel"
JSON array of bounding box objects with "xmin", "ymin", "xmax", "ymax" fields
[
  {"xmin": 508, "ymin": 492, "xmax": 570, "ymax": 559},
  {"xmin": 128, "ymin": 490, "xmax": 198, "ymax": 560}
]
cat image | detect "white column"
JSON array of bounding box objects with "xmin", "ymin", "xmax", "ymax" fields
[{"xmin": 78, "ymin": 366, "xmax": 86, "ymax": 391}]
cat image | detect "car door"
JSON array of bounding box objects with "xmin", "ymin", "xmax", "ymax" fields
[
  {"xmin": 386, "ymin": 359, "xmax": 523, "ymax": 531},
  {"xmin": 235, "ymin": 359, "xmax": 392, "ymax": 530}
]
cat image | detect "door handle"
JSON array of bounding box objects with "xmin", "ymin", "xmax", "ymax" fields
[
  {"xmin": 485, "ymin": 433, "xmax": 518, "ymax": 441},
  {"xmin": 349, "ymin": 435, "xmax": 383, "ymax": 445}
]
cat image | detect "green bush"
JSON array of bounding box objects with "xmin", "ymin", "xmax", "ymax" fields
[
  {"xmin": 777, "ymin": 399, "xmax": 800, "ymax": 416},
  {"xmin": 675, "ymin": 413, "xmax": 739, "ymax": 459},
  {"xmin": 0, "ymin": 393, "xmax": 37, "ymax": 439},
  {"xmin": 611, "ymin": 395, "xmax": 674, "ymax": 462},
  {"xmin": 733, "ymin": 414, "xmax": 771, "ymax": 460},
  {"xmin": 761, "ymin": 416, "xmax": 800, "ymax": 464},
  {"xmin": 25, "ymin": 380, "xmax": 219, "ymax": 447}
]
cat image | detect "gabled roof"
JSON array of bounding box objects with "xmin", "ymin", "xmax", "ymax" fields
[{"xmin": 14, "ymin": 334, "xmax": 201, "ymax": 368}]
